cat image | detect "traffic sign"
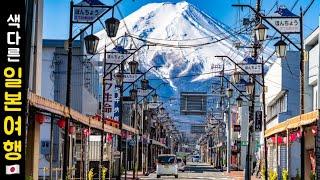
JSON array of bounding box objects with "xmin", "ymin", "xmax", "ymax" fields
[{"xmin": 241, "ymin": 141, "xmax": 248, "ymax": 146}]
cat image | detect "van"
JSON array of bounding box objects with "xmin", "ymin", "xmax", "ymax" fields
[{"xmin": 156, "ymin": 154, "xmax": 178, "ymax": 178}]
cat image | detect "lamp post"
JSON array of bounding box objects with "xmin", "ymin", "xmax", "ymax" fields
[
  {"xmin": 232, "ymin": 4, "xmax": 305, "ymax": 178},
  {"xmin": 64, "ymin": 1, "xmax": 121, "ymax": 179},
  {"xmin": 245, "ymin": 80, "xmax": 255, "ymax": 180},
  {"xmin": 226, "ymin": 88, "xmax": 233, "ymax": 173}
]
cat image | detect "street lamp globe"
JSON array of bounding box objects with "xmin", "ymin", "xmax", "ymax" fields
[
  {"xmin": 141, "ymin": 79, "xmax": 149, "ymax": 90},
  {"xmin": 130, "ymin": 88, "xmax": 137, "ymax": 100},
  {"xmin": 152, "ymin": 93, "xmax": 158, "ymax": 103},
  {"xmin": 236, "ymin": 96, "xmax": 243, "ymax": 107},
  {"xmin": 105, "ymin": 17, "xmax": 120, "ymax": 38},
  {"xmin": 143, "ymin": 99, "xmax": 148, "ymax": 110},
  {"xmin": 159, "ymin": 107, "xmax": 165, "ymax": 114},
  {"xmin": 128, "ymin": 60, "xmax": 139, "ymax": 74},
  {"xmin": 84, "ymin": 34, "xmax": 99, "ymax": 55},
  {"xmin": 254, "ymin": 23, "xmax": 268, "ymax": 41},
  {"xmin": 274, "ymin": 39, "xmax": 287, "ymax": 58},
  {"xmin": 226, "ymin": 88, "xmax": 233, "ymax": 98},
  {"xmin": 232, "ymin": 71, "xmax": 241, "ymax": 83},
  {"xmin": 245, "ymin": 81, "xmax": 254, "ymax": 95},
  {"xmin": 114, "ymin": 72, "xmax": 124, "ymax": 86}
]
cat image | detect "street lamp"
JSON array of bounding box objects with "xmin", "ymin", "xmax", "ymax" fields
[
  {"xmin": 159, "ymin": 107, "xmax": 165, "ymax": 114},
  {"xmin": 84, "ymin": 34, "xmax": 100, "ymax": 55},
  {"xmin": 236, "ymin": 96, "xmax": 243, "ymax": 107},
  {"xmin": 254, "ymin": 23, "xmax": 268, "ymax": 41},
  {"xmin": 115, "ymin": 72, "xmax": 124, "ymax": 86},
  {"xmin": 232, "ymin": 70, "xmax": 241, "ymax": 83},
  {"xmin": 141, "ymin": 79, "xmax": 149, "ymax": 90},
  {"xmin": 274, "ymin": 39, "xmax": 287, "ymax": 58},
  {"xmin": 246, "ymin": 81, "xmax": 254, "ymax": 95},
  {"xmin": 128, "ymin": 60, "xmax": 139, "ymax": 74},
  {"xmin": 226, "ymin": 88, "xmax": 233, "ymax": 98},
  {"xmin": 130, "ymin": 88, "xmax": 138, "ymax": 100},
  {"xmin": 105, "ymin": 17, "xmax": 120, "ymax": 38},
  {"xmin": 152, "ymin": 93, "xmax": 158, "ymax": 103}
]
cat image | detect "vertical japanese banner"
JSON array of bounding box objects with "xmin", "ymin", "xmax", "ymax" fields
[
  {"xmin": 104, "ymin": 64, "xmax": 115, "ymax": 119},
  {"xmin": 0, "ymin": 1, "xmax": 26, "ymax": 179}
]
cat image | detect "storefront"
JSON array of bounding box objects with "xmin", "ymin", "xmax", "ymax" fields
[{"xmin": 264, "ymin": 110, "xmax": 318, "ymax": 179}]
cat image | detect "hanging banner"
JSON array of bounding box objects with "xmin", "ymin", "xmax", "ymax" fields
[
  {"xmin": 106, "ymin": 52, "xmax": 130, "ymax": 64},
  {"xmin": 266, "ymin": 7, "xmax": 301, "ymax": 34},
  {"xmin": 137, "ymin": 89, "xmax": 153, "ymax": 97},
  {"xmin": 267, "ymin": 17, "xmax": 300, "ymax": 34},
  {"xmin": 73, "ymin": 0, "xmax": 108, "ymax": 23},
  {"xmin": 255, "ymin": 111, "xmax": 262, "ymax": 131},
  {"xmin": 148, "ymin": 102, "xmax": 161, "ymax": 109},
  {"xmin": 123, "ymin": 73, "xmax": 140, "ymax": 83},
  {"xmin": 237, "ymin": 63, "xmax": 262, "ymax": 75},
  {"xmin": 113, "ymin": 86, "xmax": 120, "ymax": 121},
  {"xmin": 103, "ymin": 64, "xmax": 115, "ymax": 119}
]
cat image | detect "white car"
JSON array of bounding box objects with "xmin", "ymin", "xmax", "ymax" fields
[
  {"xmin": 192, "ymin": 155, "xmax": 200, "ymax": 162},
  {"xmin": 156, "ymin": 154, "xmax": 178, "ymax": 178},
  {"xmin": 177, "ymin": 157, "xmax": 185, "ymax": 172}
]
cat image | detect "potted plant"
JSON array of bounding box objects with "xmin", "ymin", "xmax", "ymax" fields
[
  {"xmin": 261, "ymin": 166, "xmax": 266, "ymax": 180},
  {"xmin": 268, "ymin": 169, "xmax": 278, "ymax": 180},
  {"xmin": 295, "ymin": 169, "xmax": 301, "ymax": 180},
  {"xmin": 282, "ymin": 169, "xmax": 288, "ymax": 180},
  {"xmin": 309, "ymin": 171, "xmax": 315, "ymax": 180}
]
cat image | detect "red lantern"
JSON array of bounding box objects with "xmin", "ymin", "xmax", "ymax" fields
[
  {"xmin": 57, "ymin": 118, "xmax": 66, "ymax": 128},
  {"xmin": 296, "ymin": 131, "xmax": 302, "ymax": 138},
  {"xmin": 289, "ymin": 133, "xmax": 297, "ymax": 142},
  {"xmin": 106, "ymin": 133, "xmax": 113, "ymax": 142},
  {"xmin": 283, "ymin": 136, "xmax": 287, "ymax": 144},
  {"xmin": 35, "ymin": 113, "xmax": 45, "ymax": 124},
  {"xmin": 83, "ymin": 128, "xmax": 91, "ymax": 137},
  {"xmin": 68, "ymin": 125, "xmax": 76, "ymax": 134},
  {"xmin": 311, "ymin": 126, "xmax": 317, "ymax": 136},
  {"xmin": 271, "ymin": 136, "xmax": 276, "ymax": 144},
  {"xmin": 277, "ymin": 136, "xmax": 283, "ymax": 144}
]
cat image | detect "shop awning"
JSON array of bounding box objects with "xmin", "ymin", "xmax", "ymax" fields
[
  {"xmin": 150, "ymin": 139, "xmax": 167, "ymax": 148},
  {"xmin": 28, "ymin": 91, "xmax": 121, "ymax": 135},
  {"xmin": 264, "ymin": 110, "xmax": 319, "ymax": 137}
]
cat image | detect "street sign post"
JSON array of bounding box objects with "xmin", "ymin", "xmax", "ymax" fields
[
  {"xmin": 237, "ymin": 63, "xmax": 262, "ymax": 75},
  {"xmin": 255, "ymin": 111, "xmax": 262, "ymax": 131}
]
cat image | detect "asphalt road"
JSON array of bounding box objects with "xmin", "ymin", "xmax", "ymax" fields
[{"xmin": 139, "ymin": 162, "xmax": 239, "ymax": 180}]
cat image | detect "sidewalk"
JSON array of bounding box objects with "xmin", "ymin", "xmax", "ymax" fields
[
  {"xmin": 121, "ymin": 170, "xmax": 148, "ymax": 180},
  {"xmin": 223, "ymin": 170, "xmax": 261, "ymax": 180}
]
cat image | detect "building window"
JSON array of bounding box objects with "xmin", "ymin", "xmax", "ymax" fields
[{"xmin": 268, "ymin": 93, "xmax": 287, "ymax": 119}]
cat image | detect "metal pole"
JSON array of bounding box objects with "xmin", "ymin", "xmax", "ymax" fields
[
  {"xmin": 63, "ymin": 1, "xmax": 73, "ymax": 179},
  {"xmin": 299, "ymin": 8, "xmax": 305, "ymax": 180},
  {"xmin": 100, "ymin": 45, "xmax": 107, "ymax": 179},
  {"xmin": 117, "ymin": 63, "xmax": 124, "ymax": 180},
  {"xmin": 227, "ymin": 97, "xmax": 231, "ymax": 173},
  {"xmin": 50, "ymin": 114, "xmax": 54, "ymax": 180},
  {"xmin": 125, "ymin": 135, "xmax": 128, "ymax": 179},
  {"xmin": 262, "ymin": 59, "xmax": 268, "ymax": 179},
  {"xmin": 142, "ymin": 101, "xmax": 145, "ymax": 175}
]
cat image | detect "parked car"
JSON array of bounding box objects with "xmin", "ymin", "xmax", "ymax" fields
[
  {"xmin": 192, "ymin": 155, "xmax": 200, "ymax": 162},
  {"xmin": 156, "ymin": 154, "xmax": 178, "ymax": 178},
  {"xmin": 177, "ymin": 157, "xmax": 185, "ymax": 172}
]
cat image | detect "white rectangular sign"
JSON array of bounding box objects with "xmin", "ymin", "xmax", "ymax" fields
[
  {"xmin": 73, "ymin": 6, "xmax": 106, "ymax": 23},
  {"xmin": 106, "ymin": 53, "xmax": 130, "ymax": 64},
  {"xmin": 138, "ymin": 89, "xmax": 153, "ymax": 97},
  {"xmin": 267, "ymin": 17, "xmax": 300, "ymax": 34},
  {"xmin": 148, "ymin": 102, "xmax": 161, "ymax": 109},
  {"xmin": 123, "ymin": 74, "xmax": 140, "ymax": 83},
  {"xmin": 237, "ymin": 63, "xmax": 262, "ymax": 75}
]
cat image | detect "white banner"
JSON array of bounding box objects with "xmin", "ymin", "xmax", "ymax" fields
[
  {"xmin": 267, "ymin": 17, "xmax": 300, "ymax": 34},
  {"xmin": 123, "ymin": 73, "xmax": 140, "ymax": 83},
  {"xmin": 73, "ymin": 1, "xmax": 108, "ymax": 23},
  {"xmin": 137, "ymin": 89, "xmax": 153, "ymax": 97},
  {"xmin": 106, "ymin": 52, "xmax": 130, "ymax": 64},
  {"xmin": 148, "ymin": 102, "xmax": 161, "ymax": 109},
  {"xmin": 237, "ymin": 63, "xmax": 262, "ymax": 75},
  {"xmin": 103, "ymin": 65, "xmax": 115, "ymax": 119}
]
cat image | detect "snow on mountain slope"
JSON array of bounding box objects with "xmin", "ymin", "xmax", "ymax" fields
[{"xmin": 95, "ymin": 1, "xmax": 270, "ymax": 130}]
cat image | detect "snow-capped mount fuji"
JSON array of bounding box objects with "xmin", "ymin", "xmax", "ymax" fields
[{"xmin": 95, "ymin": 1, "xmax": 260, "ymax": 129}]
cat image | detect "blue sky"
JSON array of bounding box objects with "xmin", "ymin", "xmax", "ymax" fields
[{"xmin": 44, "ymin": 0, "xmax": 319, "ymax": 39}]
